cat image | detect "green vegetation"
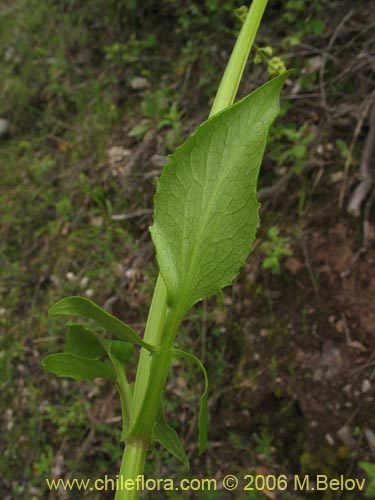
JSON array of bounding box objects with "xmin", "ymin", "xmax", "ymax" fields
[
  {"xmin": 359, "ymin": 463, "xmax": 375, "ymax": 498},
  {"xmin": 260, "ymin": 227, "xmax": 292, "ymax": 273},
  {"xmin": 41, "ymin": 3, "xmax": 290, "ymax": 498}
]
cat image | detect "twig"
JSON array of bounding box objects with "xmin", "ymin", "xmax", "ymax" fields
[
  {"xmin": 340, "ymin": 313, "xmax": 352, "ymax": 344},
  {"xmin": 301, "ymin": 234, "xmax": 319, "ymax": 301},
  {"xmin": 258, "ymin": 172, "xmax": 295, "ymax": 202},
  {"xmin": 111, "ymin": 209, "xmax": 153, "ymax": 221},
  {"xmin": 339, "ymin": 90, "xmax": 375, "ymax": 208},
  {"xmin": 347, "ymin": 103, "xmax": 375, "ymax": 216},
  {"xmin": 319, "ymin": 9, "xmax": 354, "ymax": 108},
  {"xmin": 363, "ymin": 185, "xmax": 375, "ymax": 247},
  {"xmin": 340, "ymin": 247, "xmax": 366, "ymax": 278}
]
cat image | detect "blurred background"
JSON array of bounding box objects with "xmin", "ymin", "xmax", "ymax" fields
[{"xmin": 0, "ymin": 0, "xmax": 374, "ymax": 498}]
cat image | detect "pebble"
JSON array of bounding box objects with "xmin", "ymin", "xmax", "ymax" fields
[
  {"xmin": 343, "ymin": 384, "xmax": 352, "ymax": 395},
  {"xmin": 313, "ymin": 368, "xmax": 324, "ymax": 382},
  {"xmin": 361, "ymin": 379, "xmax": 371, "ymax": 393},
  {"xmin": 336, "ymin": 425, "xmax": 356, "ymax": 448},
  {"xmin": 65, "ymin": 271, "xmax": 76, "ymax": 282},
  {"xmin": 325, "ymin": 433, "xmax": 335, "ymax": 446},
  {"xmin": 80, "ymin": 276, "xmax": 89, "ymax": 288},
  {"xmin": 130, "ymin": 77, "xmax": 150, "ymax": 90}
]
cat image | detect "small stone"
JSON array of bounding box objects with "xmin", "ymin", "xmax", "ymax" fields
[
  {"xmin": 308, "ymin": 55, "xmax": 323, "ymax": 73},
  {"xmin": 80, "ymin": 276, "xmax": 89, "ymax": 288},
  {"xmin": 125, "ymin": 269, "xmax": 136, "ymax": 279},
  {"xmin": 361, "ymin": 379, "xmax": 371, "ymax": 393},
  {"xmin": 313, "ymin": 368, "xmax": 324, "ymax": 382},
  {"xmin": 325, "ymin": 433, "xmax": 334, "ymax": 446},
  {"xmin": 335, "ymin": 319, "xmax": 344, "ymax": 333},
  {"xmin": 336, "ymin": 425, "xmax": 356, "ymax": 448},
  {"xmin": 130, "ymin": 77, "xmax": 150, "ymax": 90},
  {"xmin": 330, "ymin": 171, "xmax": 344, "ymax": 184},
  {"xmin": 90, "ymin": 216, "xmax": 103, "ymax": 227},
  {"xmin": 348, "ymin": 341, "xmax": 367, "ymax": 352},
  {"xmin": 343, "ymin": 384, "xmax": 352, "ymax": 396},
  {"xmin": 85, "ymin": 289, "xmax": 94, "ymax": 298},
  {"xmin": 65, "ymin": 271, "xmax": 76, "ymax": 282},
  {"xmin": 108, "ymin": 146, "xmax": 131, "ymax": 163}
]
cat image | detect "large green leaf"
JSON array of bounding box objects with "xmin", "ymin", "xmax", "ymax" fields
[
  {"xmin": 41, "ymin": 353, "xmax": 116, "ymax": 381},
  {"xmin": 151, "ymin": 73, "xmax": 290, "ymax": 316},
  {"xmin": 153, "ymin": 405, "xmax": 189, "ymax": 469},
  {"xmin": 49, "ymin": 296, "xmax": 153, "ymax": 350}
]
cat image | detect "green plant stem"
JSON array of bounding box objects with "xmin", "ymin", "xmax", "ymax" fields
[
  {"xmin": 115, "ymin": 2, "xmax": 268, "ymax": 498},
  {"xmin": 115, "ymin": 441, "xmax": 146, "ymax": 500},
  {"xmin": 129, "ymin": 275, "xmax": 169, "ymax": 429},
  {"xmin": 209, "ymin": 0, "xmax": 269, "ymax": 117}
]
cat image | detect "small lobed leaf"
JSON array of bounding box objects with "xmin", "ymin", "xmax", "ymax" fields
[
  {"xmin": 41, "ymin": 353, "xmax": 116, "ymax": 381},
  {"xmin": 109, "ymin": 340, "xmax": 135, "ymax": 364},
  {"xmin": 49, "ymin": 296, "xmax": 153, "ymax": 350},
  {"xmin": 65, "ymin": 323, "xmax": 107, "ymax": 358},
  {"xmin": 151, "ymin": 72, "xmax": 291, "ymax": 317},
  {"xmin": 153, "ymin": 405, "xmax": 189, "ymax": 469}
]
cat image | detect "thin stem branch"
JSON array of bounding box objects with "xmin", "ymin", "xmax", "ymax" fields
[{"xmin": 209, "ymin": 0, "xmax": 269, "ymax": 117}]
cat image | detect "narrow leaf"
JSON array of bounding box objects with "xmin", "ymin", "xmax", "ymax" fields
[
  {"xmin": 65, "ymin": 323, "xmax": 107, "ymax": 358},
  {"xmin": 153, "ymin": 405, "xmax": 189, "ymax": 469},
  {"xmin": 174, "ymin": 348, "xmax": 208, "ymax": 454},
  {"xmin": 49, "ymin": 296, "xmax": 154, "ymax": 351},
  {"xmin": 108, "ymin": 343, "xmax": 133, "ymax": 440},
  {"xmin": 41, "ymin": 353, "xmax": 116, "ymax": 381},
  {"xmin": 151, "ymin": 72, "xmax": 291, "ymax": 316}
]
